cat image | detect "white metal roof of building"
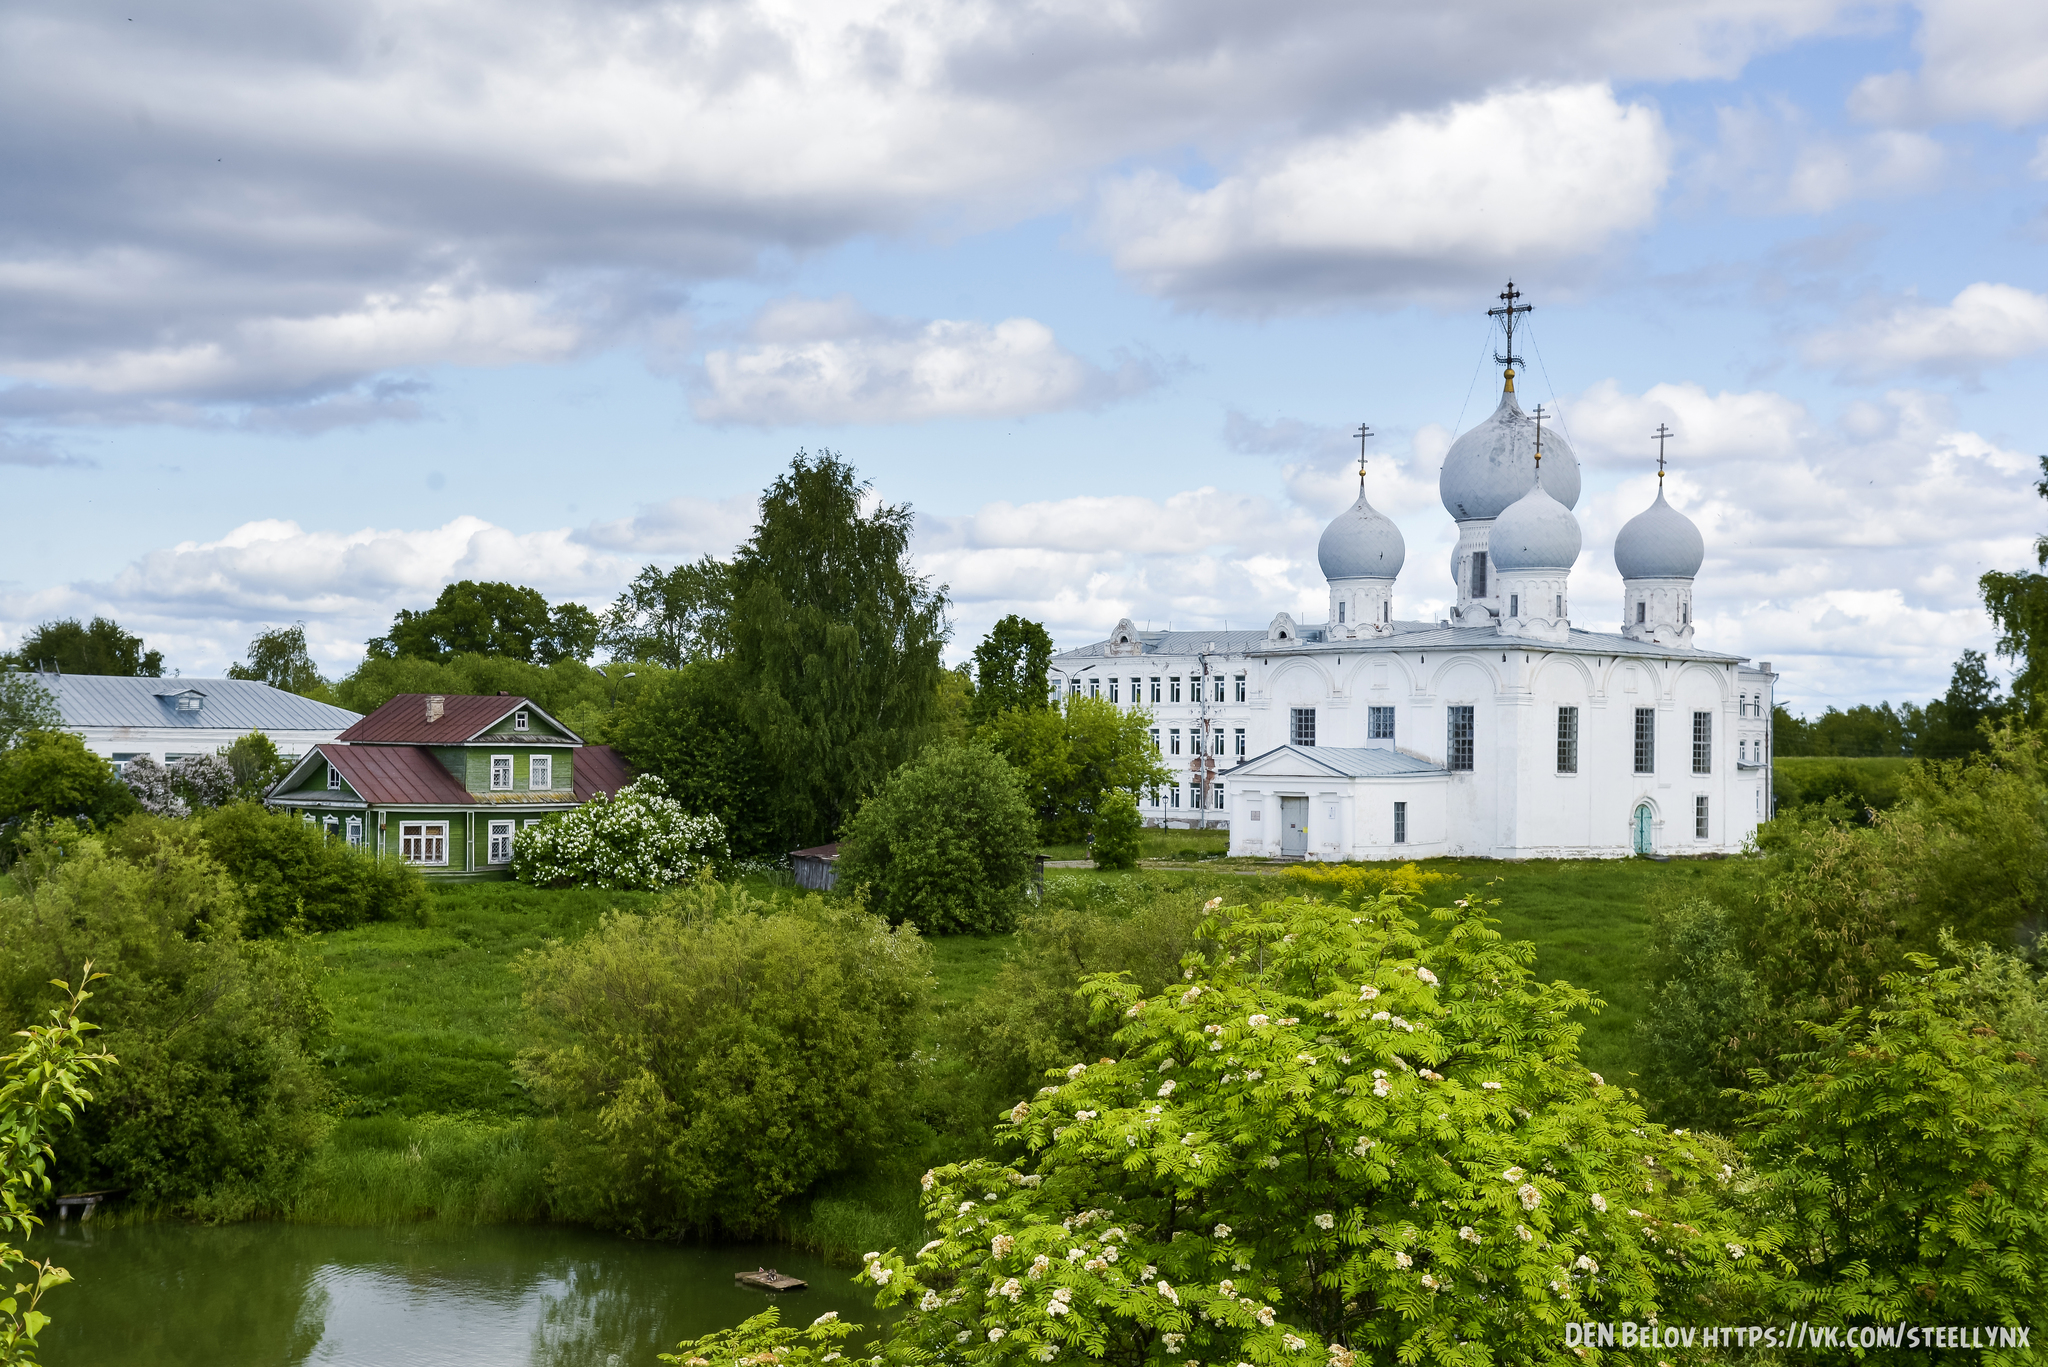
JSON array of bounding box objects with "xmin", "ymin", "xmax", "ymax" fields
[{"xmin": 15, "ymin": 672, "xmax": 362, "ymax": 732}]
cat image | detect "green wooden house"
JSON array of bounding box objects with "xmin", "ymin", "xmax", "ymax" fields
[{"xmin": 266, "ymin": 692, "xmax": 632, "ymax": 879}]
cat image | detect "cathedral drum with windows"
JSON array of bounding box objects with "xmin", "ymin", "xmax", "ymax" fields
[{"xmin": 1047, "ymin": 286, "xmax": 1777, "ymax": 860}]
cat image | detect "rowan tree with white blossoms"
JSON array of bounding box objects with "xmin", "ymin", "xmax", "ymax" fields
[{"xmin": 685, "ymin": 891, "xmax": 1780, "ymax": 1367}]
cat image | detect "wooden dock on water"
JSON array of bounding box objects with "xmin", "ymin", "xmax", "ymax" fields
[{"xmin": 736, "ymin": 1267, "xmax": 807, "ymax": 1292}]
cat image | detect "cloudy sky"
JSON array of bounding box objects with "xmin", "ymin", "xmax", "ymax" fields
[{"xmin": 2, "ymin": 0, "xmax": 2044, "ymax": 713}]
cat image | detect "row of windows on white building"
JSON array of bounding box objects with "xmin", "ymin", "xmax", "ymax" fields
[
  {"xmin": 1140, "ymin": 703, "xmax": 1762, "ymax": 771},
  {"xmin": 1065, "ymin": 674, "xmax": 1248, "ymax": 704}
]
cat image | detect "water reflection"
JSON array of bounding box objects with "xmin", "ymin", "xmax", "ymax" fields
[{"xmin": 30, "ymin": 1221, "xmax": 873, "ymax": 1367}]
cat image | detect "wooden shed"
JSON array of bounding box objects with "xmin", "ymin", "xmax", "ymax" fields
[{"xmin": 791, "ymin": 842, "xmax": 841, "ymax": 891}]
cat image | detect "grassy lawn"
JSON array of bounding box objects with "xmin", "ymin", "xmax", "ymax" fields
[
  {"xmin": 315, "ymin": 875, "xmax": 801, "ymax": 1116},
  {"xmin": 314, "ymin": 857, "xmax": 1726, "ymax": 1126},
  {"xmin": 1037, "ymin": 827, "xmax": 1230, "ymax": 861}
]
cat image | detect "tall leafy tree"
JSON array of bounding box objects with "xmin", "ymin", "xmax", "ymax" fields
[
  {"xmin": 367, "ymin": 582, "xmax": 600, "ymax": 665},
  {"xmin": 598, "ymin": 557, "xmax": 732, "ymax": 667},
  {"xmin": 3, "ymin": 617, "xmax": 162, "ymax": 677},
  {"xmin": 1980, "ymin": 453, "xmax": 2048, "ymax": 723},
  {"xmin": 727, "ymin": 450, "xmax": 949, "ymax": 851},
  {"xmin": 968, "ymin": 614, "xmax": 1053, "ymax": 727},
  {"xmin": 226, "ymin": 623, "xmax": 325, "ymax": 695},
  {"xmin": 0, "ymin": 674, "xmax": 60, "ymax": 750},
  {"xmin": 983, "ymin": 694, "xmax": 1171, "ymax": 843}
]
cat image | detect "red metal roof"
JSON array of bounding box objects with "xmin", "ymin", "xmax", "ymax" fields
[
  {"xmin": 572, "ymin": 744, "xmax": 634, "ymax": 801},
  {"xmin": 791, "ymin": 843, "xmax": 841, "ymax": 861},
  {"xmin": 336, "ymin": 693, "xmax": 580, "ymax": 745},
  {"xmin": 322, "ymin": 743, "xmax": 476, "ymax": 806}
]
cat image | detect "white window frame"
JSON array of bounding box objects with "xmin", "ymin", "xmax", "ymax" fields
[
  {"xmin": 490, "ymin": 754, "xmax": 514, "ymax": 790},
  {"xmin": 529, "ymin": 754, "xmax": 553, "ymax": 789},
  {"xmin": 487, "ymin": 820, "xmax": 516, "ymax": 864},
  {"xmin": 345, "ymin": 817, "xmax": 363, "ymax": 849},
  {"xmin": 514, "ymin": 709, "xmax": 529, "ymax": 731},
  {"xmin": 327, "ymin": 765, "xmax": 342, "ymax": 791},
  {"xmin": 400, "ymin": 822, "xmax": 449, "ymax": 866}
]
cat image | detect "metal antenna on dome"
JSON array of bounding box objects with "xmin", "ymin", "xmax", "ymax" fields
[
  {"xmin": 1353, "ymin": 424, "xmax": 1373, "ymax": 492},
  {"xmin": 1652, "ymin": 423, "xmax": 1673, "ymax": 484},
  {"xmin": 1487, "ymin": 280, "xmax": 1531, "ymax": 391}
]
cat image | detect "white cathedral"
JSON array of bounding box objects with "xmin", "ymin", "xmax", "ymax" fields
[{"xmin": 1048, "ymin": 297, "xmax": 1777, "ymax": 860}]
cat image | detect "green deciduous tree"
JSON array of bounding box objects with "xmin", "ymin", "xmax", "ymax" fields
[
  {"xmin": 969, "ymin": 614, "xmax": 1053, "ymax": 728},
  {"xmin": 517, "ymin": 884, "xmax": 932, "ymax": 1238},
  {"xmin": 226, "ymin": 623, "xmax": 326, "ymax": 696},
  {"xmin": 984, "ymin": 695, "xmax": 1171, "ymax": 843},
  {"xmin": 607, "ymin": 658, "xmax": 779, "ymax": 857},
  {"xmin": 217, "ymin": 731, "xmax": 288, "ymax": 798},
  {"xmin": 0, "ymin": 969, "xmax": 114, "ymax": 1367},
  {"xmin": 367, "ymin": 582, "xmax": 601, "ymax": 665},
  {"xmin": 837, "ymin": 741, "xmax": 1039, "ymax": 934},
  {"xmin": 1091, "ymin": 789, "xmax": 1142, "ymax": 869},
  {"xmin": 154, "ymin": 803, "xmax": 426, "ymax": 935},
  {"xmin": 0, "ymin": 676, "xmax": 58, "ymax": 753},
  {"xmin": 0, "ymin": 829, "xmax": 330, "ymax": 1219},
  {"xmin": 724, "ymin": 451, "xmax": 949, "ymax": 850},
  {"xmin": 843, "ymin": 893, "xmax": 1772, "ymax": 1367},
  {"xmin": 597, "ymin": 557, "xmax": 732, "ymax": 668},
  {"xmin": 1, "ymin": 618, "xmax": 162, "ymax": 677},
  {"xmin": 1744, "ymin": 950, "xmax": 2048, "ymax": 1332},
  {"xmin": 0, "ymin": 732, "xmax": 137, "ymax": 829}
]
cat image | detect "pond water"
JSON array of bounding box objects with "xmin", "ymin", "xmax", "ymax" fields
[{"xmin": 28, "ymin": 1221, "xmax": 877, "ymax": 1367}]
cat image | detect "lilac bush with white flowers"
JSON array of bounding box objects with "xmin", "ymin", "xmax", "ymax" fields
[{"xmin": 512, "ymin": 776, "xmax": 726, "ymax": 890}]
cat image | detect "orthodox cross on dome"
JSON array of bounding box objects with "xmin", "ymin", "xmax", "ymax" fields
[
  {"xmin": 1531, "ymin": 404, "xmax": 1547, "ymax": 471},
  {"xmin": 1488, "ymin": 280, "xmax": 1532, "ymax": 388},
  {"xmin": 1353, "ymin": 423, "xmax": 1373, "ymax": 492},
  {"xmin": 1652, "ymin": 423, "xmax": 1674, "ymax": 483}
]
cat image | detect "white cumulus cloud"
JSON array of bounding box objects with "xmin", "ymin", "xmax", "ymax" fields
[
  {"xmin": 1848, "ymin": 0, "xmax": 2048, "ymax": 127},
  {"xmin": 1091, "ymin": 83, "xmax": 1671, "ymax": 307},
  {"xmin": 696, "ymin": 297, "xmax": 1160, "ymax": 425},
  {"xmin": 1694, "ymin": 100, "xmax": 1943, "ymax": 213},
  {"xmin": 1805, "ymin": 283, "xmax": 2048, "ymax": 378}
]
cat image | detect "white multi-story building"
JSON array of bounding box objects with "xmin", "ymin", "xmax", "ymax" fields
[{"xmin": 1049, "ymin": 348, "xmax": 1776, "ymax": 860}]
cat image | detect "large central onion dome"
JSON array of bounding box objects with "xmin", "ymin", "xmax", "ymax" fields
[
  {"xmin": 1318, "ymin": 486, "xmax": 1406, "ymax": 579},
  {"xmin": 1439, "ymin": 381, "xmax": 1581, "ymax": 522},
  {"xmin": 1489, "ymin": 476, "xmax": 1582, "ymax": 571},
  {"xmin": 1614, "ymin": 485, "xmax": 1705, "ymax": 579}
]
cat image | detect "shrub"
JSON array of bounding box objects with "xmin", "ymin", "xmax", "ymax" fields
[
  {"xmin": 516, "ymin": 885, "xmax": 933, "ymax": 1238},
  {"xmin": 179, "ymin": 802, "xmax": 427, "ymax": 934},
  {"xmin": 217, "ymin": 731, "xmax": 288, "ymax": 798},
  {"xmin": 1281, "ymin": 861, "xmax": 1460, "ymax": 897},
  {"xmin": 1090, "ymin": 789, "xmax": 1142, "ymax": 870},
  {"xmin": 0, "ymin": 828, "xmax": 330, "ymax": 1217},
  {"xmin": 1634, "ymin": 898, "xmax": 1767, "ymax": 1129},
  {"xmin": 1744, "ymin": 950, "xmax": 2048, "ymax": 1329},
  {"xmin": 511, "ymin": 776, "xmax": 727, "ymax": 890},
  {"xmin": 841, "ymin": 891, "xmax": 1773, "ymax": 1365},
  {"xmin": 118, "ymin": 756, "xmax": 188, "ymax": 817},
  {"xmin": 836, "ymin": 741, "xmax": 1037, "ymax": 934},
  {"xmin": 947, "ymin": 879, "xmax": 1225, "ymax": 1135},
  {"xmin": 0, "ymin": 730, "xmax": 136, "ymax": 833}
]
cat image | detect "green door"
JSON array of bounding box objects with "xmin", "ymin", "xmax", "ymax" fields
[{"xmin": 1633, "ymin": 804, "xmax": 1653, "ymax": 855}]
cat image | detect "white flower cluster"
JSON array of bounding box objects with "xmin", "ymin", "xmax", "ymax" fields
[{"xmin": 511, "ymin": 776, "xmax": 726, "ymax": 890}]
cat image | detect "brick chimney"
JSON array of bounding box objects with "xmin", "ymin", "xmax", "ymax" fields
[{"xmin": 425, "ymin": 695, "xmax": 444, "ymax": 723}]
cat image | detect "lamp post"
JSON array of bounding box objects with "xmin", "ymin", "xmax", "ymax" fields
[{"xmin": 596, "ymin": 667, "xmax": 637, "ymax": 707}]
